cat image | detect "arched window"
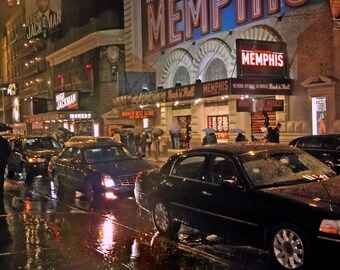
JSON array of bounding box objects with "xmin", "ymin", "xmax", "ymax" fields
[
  {"xmin": 173, "ymin": 66, "xmax": 190, "ymax": 86},
  {"xmin": 204, "ymin": 58, "xmax": 227, "ymax": 82}
]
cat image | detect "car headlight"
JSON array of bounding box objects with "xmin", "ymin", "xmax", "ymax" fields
[
  {"xmin": 27, "ymin": 157, "xmax": 46, "ymax": 163},
  {"xmin": 101, "ymin": 174, "xmax": 115, "ymax": 188},
  {"xmin": 319, "ymin": 219, "xmax": 340, "ymax": 235}
]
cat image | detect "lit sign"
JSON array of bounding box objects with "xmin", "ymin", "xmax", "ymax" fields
[
  {"xmin": 69, "ymin": 113, "xmax": 93, "ymax": 119},
  {"xmin": 236, "ymin": 99, "xmax": 284, "ymax": 112},
  {"xmin": 241, "ymin": 51, "xmax": 284, "ymax": 67},
  {"xmin": 55, "ymin": 91, "xmax": 79, "ymax": 111},
  {"xmin": 120, "ymin": 110, "xmax": 156, "ymax": 119},
  {"xmin": 231, "ymin": 78, "xmax": 292, "ymax": 95},
  {"xmin": 142, "ymin": 0, "xmax": 322, "ymax": 52},
  {"xmin": 236, "ymin": 39, "xmax": 288, "ymax": 78}
]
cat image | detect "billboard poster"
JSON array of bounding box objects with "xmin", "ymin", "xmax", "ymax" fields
[{"xmin": 26, "ymin": 0, "xmax": 62, "ymax": 39}]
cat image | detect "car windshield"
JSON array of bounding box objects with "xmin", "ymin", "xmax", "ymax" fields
[
  {"xmin": 23, "ymin": 137, "xmax": 61, "ymax": 150},
  {"xmin": 84, "ymin": 145, "xmax": 140, "ymax": 164},
  {"xmin": 240, "ymin": 150, "xmax": 336, "ymax": 188}
]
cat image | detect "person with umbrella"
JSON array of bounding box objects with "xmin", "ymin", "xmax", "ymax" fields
[
  {"xmin": 202, "ymin": 128, "xmax": 217, "ymax": 146},
  {"xmin": 235, "ymin": 132, "xmax": 247, "ymax": 142},
  {"xmin": 0, "ymin": 134, "xmax": 11, "ymax": 194}
]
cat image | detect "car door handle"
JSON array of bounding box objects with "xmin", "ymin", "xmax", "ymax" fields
[{"xmin": 201, "ymin": 191, "xmax": 212, "ymax": 196}]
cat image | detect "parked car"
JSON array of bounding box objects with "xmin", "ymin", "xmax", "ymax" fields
[
  {"xmin": 63, "ymin": 136, "xmax": 116, "ymax": 147},
  {"xmin": 135, "ymin": 142, "xmax": 340, "ymax": 270},
  {"xmin": 6, "ymin": 135, "xmax": 62, "ymax": 181},
  {"xmin": 289, "ymin": 134, "xmax": 340, "ymax": 174},
  {"xmin": 48, "ymin": 141, "xmax": 156, "ymax": 206}
]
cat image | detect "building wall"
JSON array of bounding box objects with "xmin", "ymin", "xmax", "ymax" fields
[{"xmin": 122, "ymin": 1, "xmax": 338, "ymax": 147}]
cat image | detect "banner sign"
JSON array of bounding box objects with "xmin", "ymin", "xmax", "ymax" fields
[
  {"xmin": 231, "ymin": 78, "xmax": 292, "ymax": 95},
  {"xmin": 120, "ymin": 110, "xmax": 156, "ymax": 119},
  {"xmin": 202, "ymin": 79, "xmax": 230, "ymax": 97},
  {"xmin": 55, "ymin": 91, "xmax": 79, "ymax": 111},
  {"xmin": 237, "ymin": 99, "xmax": 284, "ymax": 112}
]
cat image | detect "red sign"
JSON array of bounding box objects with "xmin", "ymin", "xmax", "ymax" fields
[{"xmin": 120, "ymin": 110, "xmax": 155, "ymax": 119}]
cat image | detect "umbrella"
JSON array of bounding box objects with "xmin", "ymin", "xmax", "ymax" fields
[
  {"xmin": 169, "ymin": 123, "xmax": 180, "ymax": 133},
  {"xmin": 122, "ymin": 124, "xmax": 135, "ymax": 129},
  {"xmin": 229, "ymin": 128, "xmax": 245, "ymax": 134},
  {"xmin": 202, "ymin": 128, "xmax": 216, "ymax": 134},
  {"xmin": 0, "ymin": 123, "xmax": 12, "ymax": 132}
]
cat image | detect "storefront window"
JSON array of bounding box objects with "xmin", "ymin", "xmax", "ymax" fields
[
  {"xmin": 205, "ymin": 58, "xmax": 227, "ymax": 82},
  {"xmin": 173, "ymin": 66, "xmax": 190, "ymax": 86}
]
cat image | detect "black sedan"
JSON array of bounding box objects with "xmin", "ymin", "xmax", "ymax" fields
[
  {"xmin": 6, "ymin": 135, "xmax": 62, "ymax": 181},
  {"xmin": 49, "ymin": 141, "xmax": 156, "ymax": 207},
  {"xmin": 134, "ymin": 142, "xmax": 340, "ymax": 270},
  {"xmin": 289, "ymin": 134, "xmax": 340, "ymax": 174}
]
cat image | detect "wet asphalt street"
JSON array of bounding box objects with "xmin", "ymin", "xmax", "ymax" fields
[{"xmin": 0, "ymin": 175, "xmax": 338, "ymax": 270}]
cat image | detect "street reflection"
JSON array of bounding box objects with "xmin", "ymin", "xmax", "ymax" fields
[{"xmin": 97, "ymin": 218, "xmax": 115, "ymax": 255}]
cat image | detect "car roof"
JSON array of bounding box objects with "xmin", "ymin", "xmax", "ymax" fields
[
  {"xmin": 180, "ymin": 142, "xmax": 296, "ymax": 156},
  {"xmin": 289, "ymin": 134, "xmax": 340, "ymax": 143},
  {"xmin": 65, "ymin": 141, "xmax": 122, "ymax": 149}
]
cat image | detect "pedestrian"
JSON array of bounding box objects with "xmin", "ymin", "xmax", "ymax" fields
[
  {"xmin": 267, "ymin": 123, "xmax": 281, "ymax": 143},
  {"xmin": 0, "ymin": 135, "xmax": 11, "ymax": 193},
  {"xmin": 186, "ymin": 121, "xmax": 192, "ymax": 148},
  {"xmin": 210, "ymin": 132, "xmax": 217, "ymax": 143},
  {"xmin": 235, "ymin": 132, "xmax": 247, "ymax": 142},
  {"xmin": 202, "ymin": 133, "xmax": 214, "ymax": 146},
  {"xmin": 134, "ymin": 131, "xmax": 141, "ymax": 153},
  {"xmin": 169, "ymin": 122, "xmax": 180, "ymax": 149},
  {"xmin": 140, "ymin": 131, "xmax": 147, "ymax": 155},
  {"xmin": 145, "ymin": 131, "xmax": 152, "ymax": 153}
]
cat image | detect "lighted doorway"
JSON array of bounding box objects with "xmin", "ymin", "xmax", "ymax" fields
[{"xmin": 312, "ymin": 97, "xmax": 327, "ymax": 135}]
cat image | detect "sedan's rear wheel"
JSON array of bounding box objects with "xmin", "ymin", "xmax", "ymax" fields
[
  {"xmin": 86, "ymin": 183, "xmax": 100, "ymax": 209},
  {"xmin": 270, "ymin": 223, "xmax": 310, "ymax": 270},
  {"xmin": 152, "ymin": 200, "xmax": 180, "ymax": 238},
  {"xmin": 5, "ymin": 165, "xmax": 14, "ymax": 179},
  {"xmin": 21, "ymin": 164, "xmax": 33, "ymax": 182}
]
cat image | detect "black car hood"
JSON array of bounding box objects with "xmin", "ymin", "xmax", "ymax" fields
[
  {"xmin": 91, "ymin": 159, "xmax": 155, "ymax": 176},
  {"xmin": 263, "ymin": 175, "xmax": 340, "ymax": 210},
  {"xmin": 24, "ymin": 149, "xmax": 60, "ymax": 158}
]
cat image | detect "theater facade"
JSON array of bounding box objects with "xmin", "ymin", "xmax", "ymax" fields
[{"xmin": 106, "ymin": 0, "xmax": 339, "ymax": 149}]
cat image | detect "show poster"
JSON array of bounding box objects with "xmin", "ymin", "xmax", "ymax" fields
[{"xmin": 26, "ymin": 0, "xmax": 62, "ymax": 39}]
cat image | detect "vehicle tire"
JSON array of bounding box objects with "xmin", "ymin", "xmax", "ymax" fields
[
  {"xmin": 86, "ymin": 183, "xmax": 100, "ymax": 209},
  {"xmin": 5, "ymin": 165, "xmax": 14, "ymax": 179},
  {"xmin": 52, "ymin": 172, "xmax": 63, "ymax": 195},
  {"xmin": 269, "ymin": 222, "xmax": 310, "ymax": 270},
  {"xmin": 152, "ymin": 200, "xmax": 181, "ymax": 238},
  {"xmin": 21, "ymin": 164, "xmax": 33, "ymax": 183}
]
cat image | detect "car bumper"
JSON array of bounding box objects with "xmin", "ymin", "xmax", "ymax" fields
[
  {"xmin": 26, "ymin": 162, "xmax": 49, "ymax": 176},
  {"xmin": 101, "ymin": 185, "xmax": 134, "ymax": 201}
]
